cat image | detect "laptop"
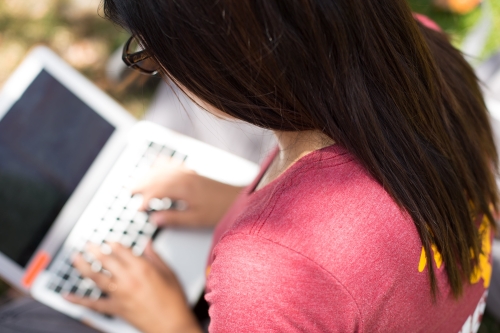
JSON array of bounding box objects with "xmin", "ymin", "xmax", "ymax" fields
[{"xmin": 0, "ymin": 46, "xmax": 259, "ymax": 333}]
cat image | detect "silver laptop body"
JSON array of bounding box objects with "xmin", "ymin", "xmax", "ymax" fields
[{"xmin": 0, "ymin": 46, "xmax": 258, "ymax": 333}]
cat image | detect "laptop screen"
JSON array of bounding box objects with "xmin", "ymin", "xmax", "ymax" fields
[{"xmin": 0, "ymin": 69, "xmax": 115, "ymax": 267}]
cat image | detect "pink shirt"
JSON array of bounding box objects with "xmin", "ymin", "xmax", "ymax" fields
[{"xmin": 205, "ymin": 145, "xmax": 492, "ymax": 332}]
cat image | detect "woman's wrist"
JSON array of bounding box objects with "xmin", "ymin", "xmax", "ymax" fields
[{"xmin": 207, "ymin": 181, "xmax": 244, "ymax": 226}]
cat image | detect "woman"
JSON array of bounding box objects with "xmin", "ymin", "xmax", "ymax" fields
[
  {"xmin": 1, "ymin": 0, "xmax": 496, "ymax": 332},
  {"xmin": 74, "ymin": 0, "xmax": 498, "ymax": 331}
]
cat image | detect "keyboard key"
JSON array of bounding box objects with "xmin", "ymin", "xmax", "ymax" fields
[
  {"xmin": 47, "ymin": 141, "xmax": 184, "ymax": 301},
  {"xmin": 143, "ymin": 149, "xmax": 160, "ymax": 163},
  {"xmin": 89, "ymin": 231, "xmax": 106, "ymax": 244},
  {"xmin": 108, "ymin": 206, "xmax": 123, "ymax": 220},
  {"xmin": 122, "ymin": 176, "xmax": 137, "ymax": 190},
  {"xmin": 80, "ymin": 278, "xmax": 95, "ymax": 289},
  {"xmin": 61, "ymin": 280, "xmax": 74, "ymax": 293},
  {"xmin": 100, "ymin": 243, "xmax": 113, "ymax": 255},
  {"xmin": 82, "ymin": 251, "xmax": 95, "ymax": 263},
  {"xmin": 142, "ymin": 222, "xmax": 156, "ymax": 236},
  {"xmin": 135, "ymin": 235, "xmax": 149, "ymax": 250},
  {"xmin": 90, "ymin": 288, "xmax": 102, "ymax": 300},
  {"xmin": 160, "ymin": 147, "xmax": 174, "ymax": 157},
  {"xmin": 126, "ymin": 221, "xmax": 142, "ymax": 234},
  {"xmin": 131, "ymin": 163, "xmax": 150, "ymax": 178},
  {"xmin": 132, "ymin": 212, "xmax": 148, "ymax": 227},
  {"xmin": 120, "ymin": 234, "xmax": 134, "ymax": 248},
  {"xmin": 120, "ymin": 207, "xmax": 136, "ymax": 221},
  {"xmin": 172, "ymin": 151, "xmax": 187, "ymax": 162},
  {"xmin": 111, "ymin": 220, "xmax": 128, "ymax": 234},
  {"xmin": 91, "ymin": 261, "xmax": 103, "ymax": 273},
  {"xmin": 105, "ymin": 231, "xmax": 122, "ymax": 243},
  {"xmin": 74, "ymin": 284, "xmax": 87, "ymax": 297},
  {"xmin": 132, "ymin": 245, "xmax": 143, "ymax": 257},
  {"xmin": 47, "ymin": 281, "xmax": 58, "ymax": 291},
  {"xmin": 116, "ymin": 189, "xmax": 132, "ymax": 202},
  {"xmin": 72, "ymin": 237, "xmax": 88, "ymax": 252},
  {"xmin": 127, "ymin": 195, "xmax": 143, "ymax": 212},
  {"xmin": 98, "ymin": 217, "xmax": 115, "ymax": 231}
]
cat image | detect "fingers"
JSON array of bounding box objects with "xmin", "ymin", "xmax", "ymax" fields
[
  {"xmin": 88, "ymin": 244, "xmax": 129, "ymax": 271},
  {"xmin": 143, "ymin": 243, "xmax": 183, "ymax": 290},
  {"xmin": 72, "ymin": 254, "xmax": 114, "ymax": 290},
  {"xmin": 138, "ymin": 195, "xmax": 151, "ymax": 211},
  {"xmin": 131, "ymin": 162, "xmax": 196, "ymax": 211},
  {"xmin": 135, "ymin": 189, "xmax": 184, "ymax": 213},
  {"xmin": 143, "ymin": 242, "xmax": 159, "ymax": 261},
  {"xmin": 106, "ymin": 243, "xmax": 139, "ymax": 266},
  {"xmin": 144, "ymin": 242, "xmax": 172, "ymax": 275},
  {"xmin": 72, "ymin": 244, "xmax": 130, "ymax": 292},
  {"xmin": 65, "ymin": 294, "xmax": 116, "ymax": 315},
  {"xmin": 143, "ymin": 242, "xmax": 174, "ymax": 278}
]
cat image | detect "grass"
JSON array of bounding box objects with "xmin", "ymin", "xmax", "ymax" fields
[{"xmin": 0, "ymin": 0, "xmax": 155, "ymax": 117}]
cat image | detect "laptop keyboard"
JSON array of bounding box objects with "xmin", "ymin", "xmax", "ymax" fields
[{"xmin": 47, "ymin": 141, "xmax": 186, "ymax": 299}]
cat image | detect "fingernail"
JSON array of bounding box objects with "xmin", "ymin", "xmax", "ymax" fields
[
  {"xmin": 132, "ymin": 246, "xmax": 142, "ymax": 257},
  {"xmin": 101, "ymin": 268, "xmax": 112, "ymax": 277},
  {"xmin": 100, "ymin": 243, "xmax": 112, "ymax": 255},
  {"xmin": 90, "ymin": 260, "xmax": 103, "ymax": 273},
  {"xmin": 82, "ymin": 252, "xmax": 94, "ymax": 263},
  {"xmin": 63, "ymin": 293, "xmax": 73, "ymax": 300},
  {"xmin": 149, "ymin": 215, "xmax": 162, "ymax": 226}
]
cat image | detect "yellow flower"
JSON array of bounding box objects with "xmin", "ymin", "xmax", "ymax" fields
[{"xmin": 418, "ymin": 215, "xmax": 492, "ymax": 288}]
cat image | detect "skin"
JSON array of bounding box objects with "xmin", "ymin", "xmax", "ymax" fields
[
  {"xmin": 66, "ymin": 243, "xmax": 201, "ymax": 333},
  {"xmin": 67, "ymin": 87, "xmax": 335, "ymax": 332},
  {"xmin": 133, "ymin": 158, "xmax": 244, "ymax": 228},
  {"xmin": 181, "ymin": 84, "xmax": 336, "ymax": 191}
]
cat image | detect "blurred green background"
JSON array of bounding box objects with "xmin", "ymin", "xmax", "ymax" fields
[
  {"xmin": 0, "ymin": 0, "xmax": 498, "ymax": 113},
  {"xmin": 0, "ymin": 0, "xmax": 499, "ymax": 329},
  {"xmin": 408, "ymin": 0, "xmax": 500, "ymax": 56},
  {"xmin": 0, "ymin": 0, "xmax": 155, "ymax": 119}
]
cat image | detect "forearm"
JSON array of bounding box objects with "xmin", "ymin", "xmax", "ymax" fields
[{"xmin": 203, "ymin": 179, "xmax": 244, "ymax": 227}]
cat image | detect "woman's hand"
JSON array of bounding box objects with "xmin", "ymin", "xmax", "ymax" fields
[
  {"xmin": 133, "ymin": 158, "xmax": 243, "ymax": 228},
  {"xmin": 65, "ymin": 243, "xmax": 201, "ymax": 333}
]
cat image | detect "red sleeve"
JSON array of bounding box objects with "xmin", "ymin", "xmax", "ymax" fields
[{"xmin": 205, "ymin": 233, "xmax": 363, "ymax": 333}]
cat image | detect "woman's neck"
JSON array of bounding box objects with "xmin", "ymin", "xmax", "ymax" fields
[{"xmin": 255, "ymin": 130, "xmax": 335, "ymax": 191}]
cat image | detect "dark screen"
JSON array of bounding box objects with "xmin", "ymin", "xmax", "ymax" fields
[{"xmin": 0, "ymin": 69, "xmax": 115, "ymax": 267}]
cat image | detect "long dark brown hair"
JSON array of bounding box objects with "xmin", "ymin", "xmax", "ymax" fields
[{"xmin": 103, "ymin": 0, "xmax": 498, "ymax": 298}]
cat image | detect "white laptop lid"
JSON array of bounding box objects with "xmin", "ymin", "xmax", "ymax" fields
[{"xmin": 0, "ymin": 46, "xmax": 136, "ymax": 291}]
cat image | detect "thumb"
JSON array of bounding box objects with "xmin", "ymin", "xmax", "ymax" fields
[{"xmin": 143, "ymin": 242, "xmax": 177, "ymax": 280}]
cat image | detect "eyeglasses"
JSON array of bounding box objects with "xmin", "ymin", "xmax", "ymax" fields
[{"xmin": 122, "ymin": 36, "xmax": 160, "ymax": 75}]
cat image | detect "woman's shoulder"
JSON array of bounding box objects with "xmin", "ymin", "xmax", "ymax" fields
[
  {"xmin": 206, "ymin": 231, "xmax": 364, "ymax": 332},
  {"xmin": 210, "ymin": 146, "xmax": 487, "ymax": 332},
  {"xmin": 227, "ymin": 144, "xmax": 421, "ymax": 266}
]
